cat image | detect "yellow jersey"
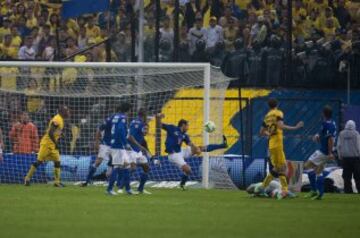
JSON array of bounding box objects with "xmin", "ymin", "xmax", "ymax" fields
[
  {"xmin": 262, "ymin": 109, "xmax": 284, "ymax": 149},
  {"xmin": 40, "ymin": 114, "xmax": 64, "ymax": 147}
]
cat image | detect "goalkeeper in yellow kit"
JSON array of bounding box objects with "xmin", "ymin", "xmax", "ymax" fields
[
  {"xmin": 256, "ymin": 98, "xmax": 303, "ymax": 199},
  {"xmin": 24, "ymin": 105, "xmax": 70, "ymax": 187}
]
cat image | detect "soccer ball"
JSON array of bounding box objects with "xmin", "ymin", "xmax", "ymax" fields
[{"xmin": 204, "ymin": 121, "xmax": 216, "ymax": 133}]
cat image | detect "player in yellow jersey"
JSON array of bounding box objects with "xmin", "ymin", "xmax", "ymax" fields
[
  {"xmin": 255, "ymin": 98, "xmax": 303, "ymax": 199},
  {"xmin": 24, "ymin": 105, "xmax": 70, "ymax": 187}
]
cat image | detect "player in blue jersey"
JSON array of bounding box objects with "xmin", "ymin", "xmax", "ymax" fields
[
  {"xmin": 106, "ymin": 102, "xmax": 132, "ymax": 196},
  {"xmin": 304, "ymin": 106, "xmax": 336, "ymax": 200},
  {"xmin": 156, "ymin": 113, "xmax": 228, "ymax": 190},
  {"xmin": 117, "ymin": 108, "xmax": 152, "ymax": 194},
  {"xmin": 81, "ymin": 114, "xmax": 113, "ymax": 187}
]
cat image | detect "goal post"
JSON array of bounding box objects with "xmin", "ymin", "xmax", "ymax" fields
[{"xmin": 0, "ymin": 61, "xmax": 235, "ymax": 189}]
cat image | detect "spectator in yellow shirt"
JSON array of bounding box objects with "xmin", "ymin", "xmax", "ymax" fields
[
  {"xmin": 25, "ymin": 8, "xmax": 38, "ymax": 29},
  {"xmin": 0, "ymin": 19, "xmax": 11, "ymax": 42},
  {"xmin": 307, "ymin": 0, "xmax": 328, "ymax": 14},
  {"xmin": 10, "ymin": 26, "xmax": 22, "ymax": 48},
  {"xmin": 1, "ymin": 34, "xmax": 18, "ymax": 59},
  {"xmin": 323, "ymin": 18, "xmax": 337, "ymax": 42},
  {"xmin": 315, "ymin": 7, "xmax": 340, "ymax": 30},
  {"xmin": 86, "ymin": 16, "xmax": 101, "ymax": 39}
]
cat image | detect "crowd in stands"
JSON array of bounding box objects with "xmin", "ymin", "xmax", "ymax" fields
[
  {"xmin": 0, "ymin": 0, "xmax": 360, "ymax": 154},
  {"xmin": 0, "ymin": 0, "xmax": 358, "ymax": 89}
]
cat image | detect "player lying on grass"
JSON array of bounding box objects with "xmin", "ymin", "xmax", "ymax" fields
[
  {"xmin": 25, "ymin": 105, "xmax": 71, "ymax": 187},
  {"xmin": 304, "ymin": 106, "xmax": 336, "ymax": 200},
  {"xmin": 81, "ymin": 113, "xmax": 114, "ymax": 187},
  {"xmin": 156, "ymin": 113, "xmax": 228, "ymax": 190},
  {"xmin": 116, "ymin": 108, "xmax": 152, "ymax": 195},
  {"xmin": 255, "ymin": 98, "xmax": 303, "ymax": 199},
  {"xmin": 247, "ymin": 180, "xmax": 282, "ymax": 198}
]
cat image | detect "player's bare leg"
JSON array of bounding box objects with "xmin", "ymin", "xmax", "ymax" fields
[{"xmin": 180, "ymin": 164, "xmax": 192, "ymax": 190}]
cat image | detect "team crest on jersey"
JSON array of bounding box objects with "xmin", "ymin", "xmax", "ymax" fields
[
  {"xmin": 121, "ymin": 119, "xmax": 126, "ymax": 123},
  {"xmin": 135, "ymin": 124, "xmax": 139, "ymax": 128}
]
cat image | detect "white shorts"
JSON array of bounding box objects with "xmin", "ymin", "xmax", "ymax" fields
[
  {"xmin": 111, "ymin": 149, "xmax": 130, "ymax": 166},
  {"xmin": 98, "ymin": 144, "xmax": 111, "ymax": 161},
  {"xmin": 308, "ymin": 150, "xmax": 329, "ymax": 166},
  {"xmin": 128, "ymin": 150, "xmax": 148, "ymax": 164},
  {"xmin": 168, "ymin": 147, "xmax": 193, "ymax": 169}
]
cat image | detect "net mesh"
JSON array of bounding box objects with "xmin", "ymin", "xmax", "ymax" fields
[{"xmin": 0, "ymin": 62, "xmax": 236, "ymax": 188}]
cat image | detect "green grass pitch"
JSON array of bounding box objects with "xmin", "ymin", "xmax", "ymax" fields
[{"xmin": 0, "ymin": 185, "xmax": 359, "ymax": 238}]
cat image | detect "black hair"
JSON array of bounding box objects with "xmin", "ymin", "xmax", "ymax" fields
[
  {"xmin": 178, "ymin": 119, "xmax": 188, "ymax": 127},
  {"xmin": 116, "ymin": 102, "xmax": 131, "ymax": 113},
  {"xmin": 323, "ymin": 105, "xmax": 332, "ymax": 119},
  {"xmin": 138, "ymin": 108, "xmax": 147, "ymax": 117},
  {"xmin": 268, "ymin": 98, "xmax": 278, "ymax": 109}
]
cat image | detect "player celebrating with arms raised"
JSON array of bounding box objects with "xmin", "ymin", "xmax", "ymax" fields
[
  {"xmin": 256, "ymin": 98, "xmax": 304, "ymax": 199},
  {"xmin": 304, "ymin": 106, "xmax": 336, "ymax": 200},
  {"xmin": 24, "ymin": 105, "xmax": 70, "ymax": 187},
  {"xmin": 156, "ymin": 113, "xmax": 228, "ymax": 190}
]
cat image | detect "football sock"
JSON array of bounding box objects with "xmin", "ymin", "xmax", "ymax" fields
[
  {"xmin": 205, "ymin": 143, "xmax": 227, "ymax": 152},
  {"xmin": 25, "ymin": 165, "xmax": 37, "ymax": 181},
  {"xmin": 316, "ymin": 173, "xmax": 325, "ymax": 197},
  {"xmin": 180, "ymin": 174, "xmax": 188, "ymax": 186},
  {"xmin": 308, "ymin": 170, "xmax": 317, "ymax": 192},
  {"xmin": 138, "ymin": 173, "xmax": 148, "ymax": 192},
  {"xmin": 279, "ymin": 175, "xmax": 288, "ymax": 192},
  {"xmin": 107, "ymin": 167, "xmax": 119, "ymax": 192},
  {"xmin": 54, "ymin": 168, "xmax": 61, "ymax": 184},
  {"xmin": 123, "ymin": 169, "xmax": 131, "ymax": 192},
  {"xmin": 85, "ymin": 165, "xmax": 97, "ymax": 184},
  {"xmin": 262, "ymin": 174, "xmax": 273, "ymax": 188},
  {"xmin": 116, "ymin": 168, "xmax": 124, "ymax": 189}
]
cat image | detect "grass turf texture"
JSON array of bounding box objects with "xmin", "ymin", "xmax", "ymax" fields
[{"xmin": 0, "ymin": 185, "xmax": 359, "ymax": 238}]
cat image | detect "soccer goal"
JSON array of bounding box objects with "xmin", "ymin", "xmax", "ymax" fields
[{"xmin": 0, "ymin": 61, "xmax": 237, "ymax": 189}]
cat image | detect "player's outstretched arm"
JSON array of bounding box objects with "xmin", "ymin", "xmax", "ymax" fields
[{"xmin": 277, "ymin": 121, "xmax": 304, "ymax": 131}]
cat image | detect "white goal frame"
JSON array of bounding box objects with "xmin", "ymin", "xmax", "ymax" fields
[{"xmin": 0, "ymin": 61, "xmax": 212, "ymax": 189}]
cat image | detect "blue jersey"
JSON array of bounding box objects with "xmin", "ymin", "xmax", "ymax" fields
[
  {"xmin": 98, "ymin": 115, "xmax": 113, "ymax": 146},
  {"xmin": 128, "ymin": 117, "xmax": 146, "ymax": 152},
  {"xmin": 319, "ymin": 120, "xmax": 337, "ymax": 155},
  {"xmin": 110, "ymin": 113, "xmax": 128, "ymax": 149},
  {"xmin": 162, "ymin": 123, "xmax": 191, "ymax": 154}
]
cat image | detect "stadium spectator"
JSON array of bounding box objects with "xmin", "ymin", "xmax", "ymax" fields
[
  {"xmin": 191, "ymin": 39, "xmax": 209, "ymax": 62},
  {"xmin": 9, "ymin": 112, "xmax": 39, "ymax": 154},
  {"xmin": 219, "ymin": 6, "xmax": 238, "ymax": 28},
  {"xmin": 188, "ymin": 15, "xmax": 207, "ymax": 54},
  {"xmin": 0, "ymin": 34, "xmax": 17, "ymax": 59},
  {"xmin": 65, "ymin": 37, "xmax": 79, "ymax": 58},
  {"xmin": 206, "ymin": 16, "xmax": 224, "ymax": 51},
  {"xmin": 333, "ymin": 0, "xmax": 352, "ymax": 29},
  {"xmin": 18, "ymin": 36, "xmax": 36, "ymax": 60},
  {"xmin": 337, "ymin": 120, "xmax": 360, "ymax": 194},
  {"xmin": 42, "ymin": 37, "xmax": 57, "ymax": 61},
  {"xmin": 223, "ymin": 16, "xmax": 238, "ymax": 51},
  {"xmin": 160, "ymin": 16, "xmax": 174, "ymax": 51},
  {"xmin": 184, "ymin": 0, "xmax": 200, "ymax": 29}
]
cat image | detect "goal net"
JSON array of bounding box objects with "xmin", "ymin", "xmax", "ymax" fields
[{"xmin": 0, "ymin": 62, "xmax": 236, "ymax": 189}]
